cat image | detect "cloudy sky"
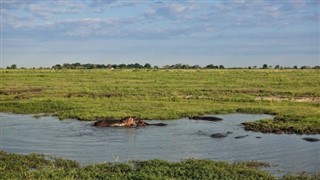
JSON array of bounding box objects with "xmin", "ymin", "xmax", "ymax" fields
[{"xmin": 1, "ymin": 0, "xmax": 319, "ymax": 68}]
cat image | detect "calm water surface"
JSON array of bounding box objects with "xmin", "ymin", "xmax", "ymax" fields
[{"xmin": 1, "ymin": 113, "xmax": 319, "ymax": 175}]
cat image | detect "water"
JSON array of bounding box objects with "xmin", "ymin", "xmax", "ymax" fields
[{"xmin": 1, "ymin": 113, "xmax": 319, "ymax": 176}]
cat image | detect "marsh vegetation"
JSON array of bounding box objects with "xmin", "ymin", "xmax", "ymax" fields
[{"xmin": 1, "ymin": 151, "xmax": 319, "ymax": 180}]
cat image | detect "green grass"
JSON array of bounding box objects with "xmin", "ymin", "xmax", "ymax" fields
[
  {"xmin": 1, "ymin": 151, "xmax": 319, "ymax": 180},
  {"xmin": 0, "ymin": 69, "xmax": 319, "ymax": 134}
]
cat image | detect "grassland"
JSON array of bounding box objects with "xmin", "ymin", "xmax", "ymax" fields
[
  {"xmin": 1, "ymin": 151, "xmax": 319, "ymax": 180},
  {"xmin": 0, "ymin": 69, "xmax": 319, "ymax": 134}
]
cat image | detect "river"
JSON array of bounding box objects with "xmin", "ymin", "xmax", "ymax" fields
[{"xmin": 1, "ymin": 113, "xmax": 319, "ymax": 176}]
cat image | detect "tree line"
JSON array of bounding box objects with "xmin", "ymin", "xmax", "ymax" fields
[
  {"xmin": 5, "ymin": 63, "xmax": 320, "ymax": 70},
  {"xmin": 50, "ymin": 63, "xmax": 226, "ymax": 70}
]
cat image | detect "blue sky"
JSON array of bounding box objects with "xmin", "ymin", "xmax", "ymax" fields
[{"xmin": 1, "ymin": 0, "xmax": 319, "ymax": 68}]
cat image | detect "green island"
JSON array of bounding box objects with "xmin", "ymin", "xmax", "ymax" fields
[
  {"xmin": 1, "ymin": 151, "xmax": 319, "ymax": 179},
  {"xmin": 1, "ymin": 69, "xmax": 319, "ymax": 134}
]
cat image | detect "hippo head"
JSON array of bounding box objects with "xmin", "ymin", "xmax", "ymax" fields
[{"xmin": 125, "ymin": 117, "xmax": 135, "ymax": 126}]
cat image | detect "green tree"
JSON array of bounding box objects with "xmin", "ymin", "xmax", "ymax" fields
[
  {"xmin": 118, "ymin": 64, "xmax": 127, "ymax": 69},
  {"xmin": 6, "ymin": 64, "xmax": 17, "ymax": 69},
  {"xmin": 52, "ymin": 64, "xmax": 62, "ymax": 69},
  {"xmin": 206, "ymin": 64, "xmax": 215, "ymax": 69},
  {"xmin": 144, "ymin": 63, "xmax": 152, "ymax": 69}
]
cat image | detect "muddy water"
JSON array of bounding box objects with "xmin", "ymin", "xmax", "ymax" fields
[{"xmin": 1, "ymin": 113, "xmax": 319, "ymax": 176}]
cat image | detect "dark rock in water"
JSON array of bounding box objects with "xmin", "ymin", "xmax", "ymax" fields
[
  {"xmin": 256, "ymin": 136, "xmax": 262, "ymax": 139},
  {"xmin": 302, "ymin": 137, "xmax": 320, "ymax": 142},
  {"xmin": 235, "ymin": 135, "xmax": 249, "ymax": 139},
  {"xmin": 210, "ymin": 132, "xmax": 232, "ymax": 138},
  {"xmin": 189, "ymin": 116, "xmax": 223, "ymax": 121}
]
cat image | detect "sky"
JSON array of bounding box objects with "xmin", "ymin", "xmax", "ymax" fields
[{"xmin": 1, "ymin": 0, "xmax": 319, "ymax": 68}]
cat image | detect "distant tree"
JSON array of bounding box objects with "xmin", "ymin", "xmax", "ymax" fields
[
  {"xmin": 163, "ymin": 65, "xmax": 170, "ymax": 69},
  {"xmin": 144, "ymin": 63, "xmax": 152, "ymax": 69},
  {"xmin": 62, "ymin": 63, "xmax": 71, "ymax": 69},
  {"xmin": 293, "ymin": 66, "xmax": 298, "ymax": 69},
  {"xmin": 206, "ymin": 64, "xmax": 215, "ymax": 69},
  {"xmin": 96, "ymin": 64, "xmax": 106, "ymax": 69},
  {"xmin": 192, "ymin": 65, "xmax": 201, "ymax": 69},
  {"xmin": 71, "ymin": 62, "xmax": 82, "ymax": 69},
  {"xmin": 275, "ymin": 65, "xmax": 280, "ymax": 69},
  {"xmin": 6, "ymin": 64, "xmax": 17, "ymax": 69},
  {"xmin": 181, "ymin": 64, "xmax": 190, "ymax": 69},
  {"xmin": 219, "ymin": 65, "xmax": 224, "ymax": 69},
  {"xmin": 262, "ymin": 64, "xmax": 268, "ymax": 69},
  {"xmin": 118, "ymin": 64, "xmax": 127, "ymax": 69},
  {"xmin": 106, "ymin": 64, "xmax": 112, "ymax": 69},
  {"xmin": 133, "ymin": 63, "xmax": 143, "ymax": 69},
  {"xmin": 52, "ymin": 64, "xmax": 62, "ymax": 69},
  {"xmin": 172, "ymin": 63, "xmax": 182, "ymax": 69},
  {"xmin": 248, "ymin": 66, "xmax": 252, "ymax": 69}
]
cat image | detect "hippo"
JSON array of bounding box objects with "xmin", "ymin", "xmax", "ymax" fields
[
  {"xmin": 93, "ymin": 117, "xmax": 135, "ymax": 127},
  {"xmin": 93, "ymin": 117, "xmax": 168, "ymax": 127},
  {"xmin": 135, "ymin": 119, "xmax": 168, "ymax": 127},
  {"xmin": 234, "ymin": 135, "xmax": 249, "ymax": 139},
  {"xmin": 302, "ymin": 137, "xmax": 320, "ymax": 142},
  {"xmin": 210, "ymin": 131, "xmax": 233, "ymax": 138},
  {"xmin": 189, "ymin": 116, "xmax": 223, "ymax": 122}
]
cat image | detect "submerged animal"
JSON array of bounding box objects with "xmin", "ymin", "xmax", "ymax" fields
[
  {"xmin": 302, "ymin": 137, "xmax": 320, "ymax": 142},
  {"xmin": 93, "ymin": 117, "xmax": 135, "ymax": 127},
  {"xmin": 234, "ymin": 135, "xmax": 249, "ymax": 139},
  {"xmin": 189, "ymin": 116, "xmax": 223, "ymax": 121},
  {"xmin": 210, "ymin": 132, "xmax": 233, "ymax": 138},
  {"xmin": 135, "ymin": 119, "xmax": 168, "ymax": 127}
]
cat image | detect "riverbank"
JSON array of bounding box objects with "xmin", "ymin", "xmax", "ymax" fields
[
  {"xmin": 1, "ymin": 69, "xmax": 319, "ymax": 134},
  {"xmin": 1, "ymin": 151, "xmax": 318, "ymax": 179}
]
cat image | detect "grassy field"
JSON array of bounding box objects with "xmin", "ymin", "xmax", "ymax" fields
[
  {"xmin": 1, "ymin": 151, "xmax": 319, "ymax": 180},
  {"xmin": 0, "ymin": 69, "xmax": 319, "ymax": 134}
]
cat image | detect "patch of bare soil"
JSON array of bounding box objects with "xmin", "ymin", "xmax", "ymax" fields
[{"xmin": 255, "ymin": 96, "xmax": 320, "ymax": 102}]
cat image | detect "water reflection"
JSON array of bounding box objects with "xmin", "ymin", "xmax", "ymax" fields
[{"xmin": 1, "ymin": 113, "xmax": 319, "ymax": 176}]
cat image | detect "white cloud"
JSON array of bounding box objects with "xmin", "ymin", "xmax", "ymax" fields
[
  {"xmin": 2, "ymin": 0, "xmax": 318, "ymax": 40},
  {"xmin": 144, "ymin": 2, "xmax": 200, "ymax": 20}
]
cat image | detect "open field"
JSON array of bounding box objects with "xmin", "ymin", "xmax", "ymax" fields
[
  {"xmin": 1, "ymin": 151, "xmax": 319, "ymax": 180},
  {"xmin": 0, "ymin": 69, "xmax": 319, "ymax": 134}
]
